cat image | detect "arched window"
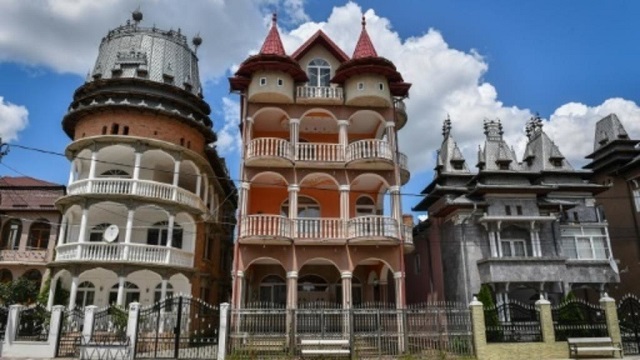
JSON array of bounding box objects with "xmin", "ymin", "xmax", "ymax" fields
[
  {"xmin": 76, "ymin": 281, "xmax": 95, "ymax": 308},
  {"xmin": 89, "ymin": 223, "xmax": 118, "ymax": 242},
  {"xmin": 28, "ymin": 220, "xmax": 51, "ymax": 250},
  {"xmin": 109, "ymin": 281, "xmax": 140, "ymax": 307},
  {"xmin": 307, "ymin": 58, "xmax": 331, "ymax": 87},
  {"xmin": 259, "ymin": 275, "xmax": 286, "ymax": 305},
  {"xmin": 355, "ymin": 196, "xmax": 376, "ymax": 216},
  {"xmin": 154, "ymin": 282, "xmax": 174, "ymax": 303},
  {"xmin": 100, "ymin": 169, "xmax": 130, "ymax": 178},
  {"xmin": 0, "ymin": 269, "xmax": 12, "ymax": 283},
  {"xmin": 281, "ymin": 196, "xmax": 320, "ymax": 218},
  {"xmin": 1, "ymin": 219, "xmax": 22, "ymax": 250},
  {"xmin": 298, "ymin": 275, "xmax": 328, "ymax": 292},
  {"xmin": 147, "ymin": 221, "xmax": 183, "ymax": 249},
  {"xmin": 22, "ymin": 269, "xmax": 42, "ymax": 286}
]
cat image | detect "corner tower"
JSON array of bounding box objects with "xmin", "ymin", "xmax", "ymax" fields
[{"xmin": 48, "ymin": 11, "xmax": 237, "ymax": 309}]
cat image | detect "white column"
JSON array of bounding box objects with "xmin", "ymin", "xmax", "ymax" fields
[
  {"xmin": 338, "ymin": 120, "xmax": 349, "ymax": 161},
  {"xmin": 82, "ymin": 306, "xmax": 97, "ymax": 344},
  {"xmin": 46, "ymin": 276, "xmax": 58, "ymax": 310},
  {"xmin": 385, "ymin": 121, "xmax": 396, "ymax": 152},
  {"xmin": 288, "ymin": 185, "xmax": 299, "ymax": 238},
  {"xmin": 341, "ymin": 271, "xmax": 352, "ymax": 309},
  {"xmin": 131, "ymin": 151, "xmax": 142, "ymax": 194},
  {"xmin": 245, "ymin": 117, "xmax": 254, "ymax": 141},
  {"xmin": 235, "ymin": 271, "xmax": 245, "ymax": 309},
  {"xmin": 286, "ymin": 271, "xmax": 298, "ymax": 309},
  {"xmin": 87, "ymin": 149, "xmax": 98, "ymax": 192},
  {"xmin": 196, "ymin": 174, "xmax": 202, "ymax": 197},
  {"xmin": 488, "ymin": 231, "xmax": 497, "ymax": 257},
  {"xmin": 203, "ymin": 181, "xmax": 209, "ymax": 206},
  {"xmin": 68, "ymin": 275, "xmax": 80, "ymax": 310},
  {"xmin": 68, "ymin": 161, "xmax": 75, "ymax": 186},
  {"xmin": 394, "ymin": 271, "xmax": 405, "ymax": 308},
  {"xmin": 339, "ymin": 185, "xmax": 350, "ymax": 238},
  {"xmin": 165, "ymin": 214, "xmax": 175, "ymax": 263},
  {"xmin": 390, "ymin": 185, "xmax": 402, "ymax": 222},
  {"xmin": 57, "ymin": 215, "xmax": 68, "ymax": 246},
  {"xmin": 289, "ymin": 118, "xmax": 300, "ymax": 160},
  {"xmin": 496, "ymin": 222, "xmax": 503, "ymax": 258},
  {"xmin": 217, "ymin": 303, "xmax": 230, "ymax": 360},
  {"xmin": 126, "ymin": 302, "xmax": 140, "ymax": 349},
  {"xmin": 78, "ymin": 207, "xmax": 89, "ymax": 244},
  {"xmin": 116, "ymin": 276, "xmax": 126, "ymax": 307},
  {"xmin": 239, "ymin": 182, "xmax": 250, "ymax": 216},
  {"xmin": 160, "ymin": 278, "xmax": 169, "ymax": 301},
  {"xmin": 172, "ymin": 158, "xmax": 181, "ymax": 201},
  {"xmin": 123, "ymin": 208, "xmax": 134, "ymax": 260}
]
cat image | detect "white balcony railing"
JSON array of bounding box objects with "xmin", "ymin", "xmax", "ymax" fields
[
  {"xmin": 296, "ymin": 86, "xmax": 344, "ymax": 101},
  {"xmin": 398, "ymin": 152, "xmax": 408, "ymax": 171},
  {"xmin": 54, "ymin": 242, "xmax": 194, "ymax": 267},
  {"xmin": 294, "ymin": 218, "xmax": 343, "ymax": 239},
  {"xmin": 346, "ymin": 140, "xmax": 393, "ymax": 163},
  {"xmin": 240, "ymin": 215, "xmax": 291, "ymax": 239},
  {"xmin": 403, "ymin": 225, "xmax": 414, "ymax": 246},
  {"xmin": 296, "ymin": 143, "xmax": 344, "ymax": 162},
  {"xmin": 348, "ymin": 216, "xmax": 400, "ymax": 239},
  {"xmin": 68, "ymin": 178, "xmax": 206, "ymax": 212},
  {"xmin": 247, "ymin": 138, "xmax": 292, "ymax": 161}
]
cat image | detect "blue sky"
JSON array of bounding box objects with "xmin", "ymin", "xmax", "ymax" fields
[{"xmin": 0, "ymin": 0, "xmax": 639, "ymax": 214}]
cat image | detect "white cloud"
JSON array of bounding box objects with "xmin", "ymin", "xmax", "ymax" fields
[
  {"xmin": 215, "ymin": 97, "xmax": 242, "ymax": 155},
  {"xmin": 0, "ymin": 96, "xmax": 28, "ymax": 142}
]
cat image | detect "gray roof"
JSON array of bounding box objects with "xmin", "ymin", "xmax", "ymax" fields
[
  {"xmin": 436, "ymin": 117, "xmax": 470, "ymax": 174},
  {"xmin": 522, "ymin": 117, "xmax": 573, "ymax": 171},
  {"xmin": 90, "ymin": 16, "xmax": 202, "ymax": 96},
  {"xmin": 477, "ymin": 119, "xmax": 521, "ymax": 171},
  {"xmin": 594, "ymin": 113, "xmax": 629, "ymax": 152}
]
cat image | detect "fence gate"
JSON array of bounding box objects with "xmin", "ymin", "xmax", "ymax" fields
[
  {"xmin": 618, "ymin": 294, "xmax": 640, "ymax": 355},
  {"xmin": 0, "ymin": 306, "xmax": 7, "ymax": 341},
  {"xmin": 56, "ymin": 307, "xmax": 84, "ymax": 358},
  {"xmin": 135, "ymin": 296, "xmax": 219, "ymax": 359}
]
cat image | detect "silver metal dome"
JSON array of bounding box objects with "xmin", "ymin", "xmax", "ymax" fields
[{"xmin": 90, "ymin": 19, "xmax": 202, "ymax": 96}]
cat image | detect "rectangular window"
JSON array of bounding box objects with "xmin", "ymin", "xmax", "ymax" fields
[
  {"xmin": 501, "ymin": 239, "xmax": 527, "ymax": 257},
  {"xmin": 505, "ymin": 206, "xmax": 511, "ymax": 216},
  {"xmin": 259, "ymin": 77, "xmax": 267, "ymax": 86},
  {"xmin": 516, "ymin": 206, "xmax": 523, "ymax": 215},
  {"xmin": 277, "ymin": 78, "xmax": 284, "ymax": 87},
  {"xmin": 561, "ymin": 225, "xmax": 610, "ymax": 260}
]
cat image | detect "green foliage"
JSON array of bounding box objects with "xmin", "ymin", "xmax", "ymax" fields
[
  {"xmin": 0, "ymin": 277, "xmax": 39, "ymax": 305},
  {"xmin": 477, "ymin": 285, "xmax": 498, "ymax": 326}
]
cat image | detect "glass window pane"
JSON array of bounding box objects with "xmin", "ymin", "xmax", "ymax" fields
[
  {"xmin": 563, "ymin": 238, "xmax": 578, "ymax": 258},
  {"xmin": 501, "ymin": 241, "xmax": 512, "ymax": 257},
  {"xmin": 513, "ymin": 241, "xmax": 526, "ymax": 256},
  {"xmin": 577, "ymin": 237, "xmax": 592, "ymax": 259},
  {"xmin": 593, "ymin": 237, "xmax": 607, "ymax": 259}
]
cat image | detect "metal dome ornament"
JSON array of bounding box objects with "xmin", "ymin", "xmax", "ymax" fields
[{"xmin": 132, "ymin": 7, "xmax": 143, "ymax": 23}]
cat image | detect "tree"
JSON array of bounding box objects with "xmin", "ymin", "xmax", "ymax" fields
[
  {"xmin": 0, "ymin": 277, "xmax": 39, "ymax": 305},
  {"xmin": 477, "ymin": 284, "xmax": 501, "ymax": 341}
]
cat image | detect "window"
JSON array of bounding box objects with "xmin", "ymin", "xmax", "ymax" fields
[
  {"xmin": 505, "ymin": 206, "xmax": 512, "ymax": 216},
  {"xmin": 355, "ymin": 196, "xmax": 376, "ymax": 216},
  {"xmin": 414, "ymin": 255, "xmax": 422, "ymax": 274},
  {"xmin": 259, "ymin": 275, "xmax": 286, "ymax": 305},
  {"xmin": 154, "ymin": 283, "xmax": 174, "ymax": 303},
  {"xmin": 357, "ymin": 82, "xmax": 364, "ymax": 91},
  {"xmin": 102, "ymin": 126, "xmax": 108, "ymax": 135},
  {"xmin": 259, "ymin": 77, "xmax": 267, "ymax": 86},
  {"xmin": 89, "ymin": 223, "xmax": 117, "ymax": 242},
  {"xmin": 147, "ymin": 221, "xmax": 183, "ymax": 249},
  {"xmin": 28, "ymin": 221, "xmax": 50, "ymax": 250},
  {"xmin": 516, "ymin": 206, "xmax": 523, "ymax": 216},
  {"xmin": 108, "ymin": 281, "xmax": 140, "ymax": 307},
  {"xmin": 307, "ymin": 58, "xmax": 331, "ymax": 87},
  {"xmin": 501, "ymin": 239, "xmax": 527, "ymax": 257},
  {"xmin": 100, "ymin": 169, "xmax": 130, "ymax": 177},
  {"xmin": 111, "ymin": 123, "xmax": 119, "ymax": 134},
  {"xmin": 378, "ymin": 82, "xmax": 385, "ymax": 91},
  {"xmin": 561, "ymin": 226, "xmax": 609, "ymax": 260},
  {"xmin": 277, "ymin": 78, "xmax": 284, "ymax": 87},
  {"xmin": 633, "ymin": 189, "xmax": 640, "ymax": 212},
  {"xmin": 281, "ymin": 196, "xmax": 320, "ymax": 218},
  {"xmin": 76, "ymin": 281, "xmax": 95, "ymax": 308},
  {"xmin": 123, "ymin": 126, "xmax": 129, "ymax": 135},
  {"xmin": 1, "ymin": 219, "xmax": 22, "ymax": 250}
]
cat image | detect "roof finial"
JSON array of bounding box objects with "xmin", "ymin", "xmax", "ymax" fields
[
  {"xmin": 272, "ymin": 12, "xmax": 277, "ymax": 26},
  {"xmin": 132, "ymin": 6, "xmax": 143, "ymax": 24},
  {"xmin": 442, "ymin": 114, "xmax": 452, "ymax": 137},
  {"xmin": 362, "ymin": 15, "xmax": 366, "ymax": 28}
]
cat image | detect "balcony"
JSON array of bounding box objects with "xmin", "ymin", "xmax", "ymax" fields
[
  {"xmin": 395, "ymin": 100, "xmax": 408, "ymax": 130},
  {"xmin": 238, "ymin": 215, "xmax": 408, "ymax": 246},
  {"xmin": 477, "ymin": 257, "xmax": 568, "ymax": 284},
  {"xmin": 66, "ymin": 178, "xmax": 206, "ymax": 213},
  {"xmin": 296, "ymin": 86, "xmax": 344, "ymax": 105},
  {"xmin": 398, "ymin": 152, "xmax": 410, "ymax": 184},
  {"xmin": 0, "ymin": 249, "xmax": 50, "ymax": 263},
  {"xmin": 245, "ymin": 138, "xmax": 293, "ymax": 167},
  {"xmin": 346, "ymin": 140, "xmax": 393, "ymax": 169},
  {"xmin": 54, "ymin": 243, "xmax": 193, "ymax": 268},
  {"xmin": 239, "ymin": 215, "xmax": 292, "ymax": 245},
  {"xmin": 295, "ymin": 143, "xmax": 344, "ymax": 164}
]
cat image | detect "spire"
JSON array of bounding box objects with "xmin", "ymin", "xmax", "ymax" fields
[
  {"xmin": 259, "ymin": 13, "xmax": 286, "ymax": 56},
  {"xmin": 442, "ymin": 115, "xmax": 452, "ymax": 138},
  {"xmin": 352, "ymin": 15, "xmax": 378, "ymax": 59}
]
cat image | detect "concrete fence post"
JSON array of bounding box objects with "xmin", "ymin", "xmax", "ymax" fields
[
  {"xmin": 600, "ymin": 293, "xmax": 622, "ymax": 358},
  {"xmin": 535, "ymin": 296, "xmax": 554, "ymax": 344},
  {"xmin": 217, "ymin": 302, "xmax": 230, "ymax": 360},
  {"xmin": 5, "ymin": 304, "xmax": 24, "ymax": 344},
  {"xmin": 469, "ymin": 297, "xmax": 487, "ymax": 360},
  {"xmin": 126, "ymin": 302, "xmax": 140, "ymax": 360},
  {"xmin": 48, "ymin": 305, "xmax": 65, "ymax": 344},
  {"xmin": 82, "ymin": 305, "xmax": 98, "ymax": 344}
]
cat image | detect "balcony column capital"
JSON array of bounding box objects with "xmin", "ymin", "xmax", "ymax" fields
[
  {"xmin": 341, "ymin": 271, "xmax": 352, "ymax": 279},
  {"xmin": 393, "ymin": 271, "xmax": 405, "ymax": 279},
  {"xmin": 241, "ymin": 181, "xmax": 250, "ymax": 190},
  {"xmin": 339, "ymin": 185, "xmax": 350, "ymax": 192},
  {"xmin": 289, "ymin": 118, "xmax": 300, "ymax": 125},
  {"xmin": 236, "ymin": 270, "xmax": 245, "ymax": 278},
  {"xmin": 245, "ymin": 116, "xmax": 254, "ymax": 123},
  {"xmin": 389, "ymin": 185, "xmax": 401, "ymax": 194},
  {"xmin": 286, "ymin": 271, "xmax": 298, "ymax": 279},
  {"xmin": 385, "ymin": 121, "xmax": 396, "ymax": 128},
  {"xmin": 288, "ymin": 184, "xmax": 300, "ymax": 193},
  {"xmin": 338, "ymin": 120, "xmax": 350, "ymax": 127}
]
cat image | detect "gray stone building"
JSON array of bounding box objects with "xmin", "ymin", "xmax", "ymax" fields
[{"xmin": 413, "ymin": 117, "xmax": 619, "ymax": 305}]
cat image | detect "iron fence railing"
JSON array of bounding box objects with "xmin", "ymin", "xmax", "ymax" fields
[
  {"xmin": 15, "ymin": 304, "xmax": 50, "ymax": 341},
  {"xmin": 484, "ymin": 301, "xmax": 542, "ymax": 343},
  {"xmin": 56, "ymin": 307, "xmax": 85, "ymax": 358},
  {"xmin": 552, "ymin": 299, "xmax": 608, "ymax": 341}
]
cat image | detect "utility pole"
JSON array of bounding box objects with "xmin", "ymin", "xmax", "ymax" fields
[{"xmin": 0, "ymin": 138, "xmax": 9, "ymax": 162}]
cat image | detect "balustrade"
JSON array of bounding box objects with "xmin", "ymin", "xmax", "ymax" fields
[
  {"xmin": 293, "ymin": 218, "xmax": 343, "ymax": 239},
  {"xmin": 295, "ymin": 143, "xmax": 343, "ymax": 162},
  {"xmin": 348, "ymin": 216, "xmax": 400, "ymax": 239},
  {"xmin": 54, "ymin": 242, "xmax": 194, "ymax": 267},
  {"xmin": 240, "ymin": 215, "xmax": 291, "ymax": 239},
  {"xmin": 296, "ymin": 86, "xmax": 344, "ymax": 101},
  {"xmin": 247, "ymin": 138, "xmax": 292, "ymax": 160},
  {"xmin": 346, "ymin": 140, "xmax": 393, "ymax": 162},
  {"xmin": 67, "ymin": 178, "xmax": 205, "ymax": 212}
]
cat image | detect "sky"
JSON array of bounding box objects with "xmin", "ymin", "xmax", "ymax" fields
[{"xmin": 0, "ymin": 0, "xmax": 639, "ymax": 215}]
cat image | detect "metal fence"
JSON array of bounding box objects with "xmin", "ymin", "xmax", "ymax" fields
[
  {"xmin": 56, "ymin": 307, "xmax": 85, "ymax": 358},
  {"xmin": 618, "ymin": 294, "xmax": 640, "ymax": 355},
  {"xmin": 552, "ymin": 299, "xmax": 607, "ymax": 341},
  {"xmin": 0, "ymin": 306, "xmax": 7, "ymax": 340},
  {"xmin": 15, "ymin": 304, "xmax": 50, "ymax": 341},
  {"xmin": 484, "ymin": 301, "xmax": 542, "ymax": 343},
  {"xmin": 92, "ymin": 305, "xmax": 128, "ymax": 343},
  {"xmin": 228, "ymin": 302, "xmax": 474, "ymax": 359}
]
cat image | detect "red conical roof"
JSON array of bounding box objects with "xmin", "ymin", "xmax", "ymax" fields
[
  {"xmin": 352, "ymin": 16, "xmax": 377, "ymax": 59},
  {"xmin": 260, "ymin": 13, "xmax": 286, "ymax": 55}
]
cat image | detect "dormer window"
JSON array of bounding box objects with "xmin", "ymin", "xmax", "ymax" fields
[
  {"xmin": 357, "ymin": 82, "xmax": 365, "ymax": 91},
  {"xmin": 307, "ymin": 58, "xmax": 330, "ymax": 87},
  {"xmin": 259, "ymin": 77, "xmax": 267, "ymax": 86},
  {"xmin": 551, "ymin": 159, "xmax": 563, "ymax": 167},
  {"xmin": 499, "ymin": 163, "xmax": 509, "ymax": 170}
]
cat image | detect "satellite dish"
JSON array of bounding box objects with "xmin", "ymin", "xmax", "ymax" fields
[{"xmin": 103, "ymin": 224, "xmax": 119, "ymax": 243}]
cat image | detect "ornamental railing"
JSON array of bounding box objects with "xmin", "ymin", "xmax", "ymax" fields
[
  {"xmin": 0, "ymin": 249, "xmax": 49, "ymax": 262},
  {"xmin": 246, "ymin": 138, "xmax": 292, "ymax": 161},
  {"xmin": 296, "ymin": 86, "xmax": 344, "ymax": 101},
  {"xmin": 240, "ymin": 215, "xmax": 291, "ymax": 240},
  {"xmin": 293, "ymin": 218, "xmax": 343, "ymax": 239},
  {"xmin": 552, "ymin": 299, "xmax": 607, "ymax": 340},
  {"xmin": 55, "ymin": 242, "xmax": 194, "ymax": 267},
  {"xmin": 68, "ymin": 178, "xmax": 206, "ymax": 212},
  {"xmin": 296, "ymin": 143, "xmax": 344, "ymax": 162},
  {"xmin": 347, "ymin": 216, "xmax": 400, "ymax": 239},
  {"xmin": 484, "ymin": 301, "xmax": 542, "ymax": 343},
  {"xmin": 346, "ymin": 140, "xmax": 393, "ymax": 163}
]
